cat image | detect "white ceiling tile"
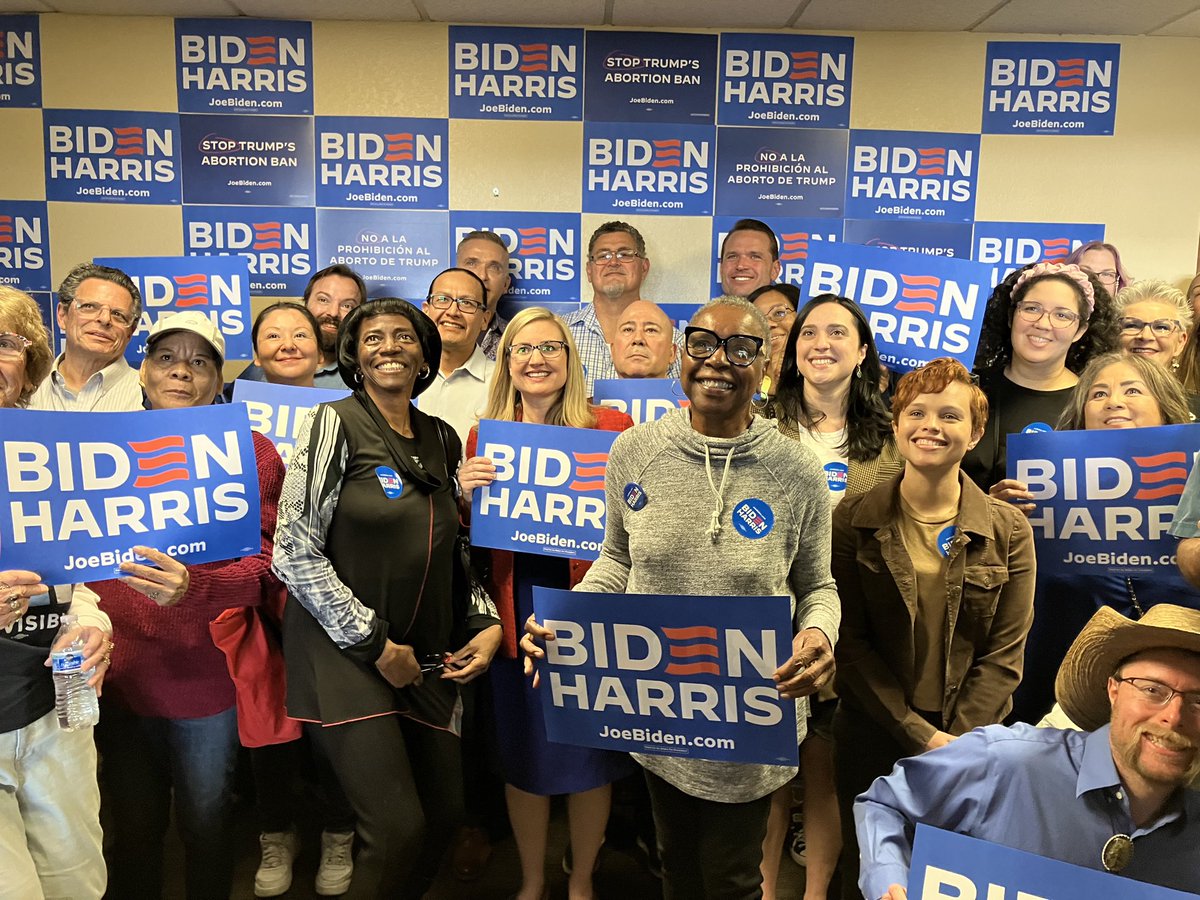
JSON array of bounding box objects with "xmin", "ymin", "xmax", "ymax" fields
[
  {"xmin": 234, "ymin": 0, "xmax": 421, "ymax": 21},
  {"xmin": 613, "ymin": 0, "xmax": 800, "ymax": 29},
  {"xmin": 43, "ymin": 0, "xmax": 238, "ymax": 14},
  {"xmin": 423, "ymin": 0, "xmax": 606, "ymax": 26},
  {"xmin": 795, "ymin": 0, "xmax": 1003, "ymax": 32},
  {"xmin": 1151, "ymin": 8, "xmax": 1200, "ymax": 35},
  {"xmin": 972, "ymin": 0, "xmax": 1200, "ymax": 35}
]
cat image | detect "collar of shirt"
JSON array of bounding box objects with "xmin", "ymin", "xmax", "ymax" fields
[
  {"xmin": 50, "ymin": 352, "xmax": 133, "ymax": 390},
  {"xmin": 1077, "ymin": 723, "xmax": 1190, "ymax": 836}
]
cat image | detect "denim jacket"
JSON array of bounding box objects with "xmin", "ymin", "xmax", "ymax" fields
[{"xmin": 831, "ymin": 471, "xmax": 1036, "ymax": 753}]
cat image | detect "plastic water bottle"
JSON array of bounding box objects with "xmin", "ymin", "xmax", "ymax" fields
[{"xmin": 51, "ymin": 614, "xmax": 99, "ymax": 731}]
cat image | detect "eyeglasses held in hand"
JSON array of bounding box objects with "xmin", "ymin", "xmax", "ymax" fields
[
  {"xmin": 683, "ymin": 326, "xmax": 764, "ymax": 367},
  {"xmin": 508, "ymin": 340, "xmax": 568, "ymax": 360}
]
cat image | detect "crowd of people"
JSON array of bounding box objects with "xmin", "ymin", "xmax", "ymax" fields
[{"xmin": 1, "ymin": 220, "xmax": 1198, "ymax": 900}]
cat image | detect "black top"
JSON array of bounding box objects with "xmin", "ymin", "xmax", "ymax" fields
[{"xmin": 0, "ymin": 586, "xmax": 66, "ymax": 732}]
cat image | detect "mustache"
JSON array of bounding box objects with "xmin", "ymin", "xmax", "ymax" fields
[{"xmin": 1144, "ymin": 728, "xmax": 1197, "ymax": 752}]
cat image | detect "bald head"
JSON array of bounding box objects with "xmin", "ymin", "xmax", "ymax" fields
[{"xmin": 612, "ymin": 300, "xmax": 677, "ymax": 379}]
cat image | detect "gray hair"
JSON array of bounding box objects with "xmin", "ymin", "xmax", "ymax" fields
[
  {"xmin": 696, "ymin": 294, "xmax": 771, "ymax": 343},
  {"xmin": 57, "ymin": 262, "xmax": 142, "ymax": 321},
  {"xmin": 1117, "ymin": 279, "xmax": 1192, "ymax": 332}
]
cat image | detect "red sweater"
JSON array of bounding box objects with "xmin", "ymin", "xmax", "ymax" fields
[
  {"xmin": 466, "ymin": 406, "xmax": 634, "ymax": 657},
  {"xmin": 89, "ymin": 431, "xmax": 285, "ymax": 720}
]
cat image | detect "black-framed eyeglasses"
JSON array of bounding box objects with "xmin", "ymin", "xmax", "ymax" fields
[
  {"xmin": 509, "ymin": 340, "xmax": 568, "ymax": 360},
  {"xmin": 419, "ymin": 652, "xmax": 453, "ymax": 674},
  {"xmin": 1015, "ymin": 301, "xmax": 1081, "ymax": 329},
  {"xmin": 683, "ymin": 326, "xmax": 764, "ymax": 367},
  {"xmin": 589, "ymin": 250, "xmax": 642, "ymax": 264},
  {"xmin": 1086, "ymin": 268, "xmax": 1119, "ymax": 286},
  {"xmin": 427, "ymin": 293, "xmax": 486, "ymax": 315},
  {"xmin": 1112, "ymin": 675, "xmax": 1200, "ymax": 717},
  {"xmin": 0, "ymin": 332, "xmax": 32, "ymax": 359},
  {"xmin": 1119, "ymin": 317, "xmax": 1181, "ymax": 337}
]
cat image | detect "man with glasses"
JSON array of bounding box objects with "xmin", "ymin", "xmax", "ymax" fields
[
  {"xmin": 29, "ymin": 262, "xmax": 144, "ymax": 411},
  {"xmin": 856, "ymin": 604, "xmax": 1200, "ymax": 899},
  {"xmin": 565, "ymin": 221, "xmax": 681, "ymax": 396},
  {"xmin": 416, "ymin": 267, "xmax": 496, "ymax": 447}
]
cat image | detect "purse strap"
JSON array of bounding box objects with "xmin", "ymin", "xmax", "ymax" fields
[{"xmin": 352, "ymin": 390, "xmax": 442, "ymax": 493}]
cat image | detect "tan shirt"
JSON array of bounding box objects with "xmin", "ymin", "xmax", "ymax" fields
[{"xmin": 897, "ymin": 497, "xmax": 956, "ymax": 711}]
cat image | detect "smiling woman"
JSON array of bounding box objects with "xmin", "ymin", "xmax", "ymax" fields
[{"xmin": 251, "ymin": 302, "xmax": 322, "ymax": 388}]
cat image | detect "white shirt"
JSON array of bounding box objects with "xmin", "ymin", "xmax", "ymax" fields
[
  {"xmin": 415, "ymin": 346, "xmax": 496, "ymax": 451},
  {"xmin": 28, "ymin": 354, "xmax": 143, "ymax": 412}
]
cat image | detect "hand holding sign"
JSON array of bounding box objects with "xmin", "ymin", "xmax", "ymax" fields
[
  {"xmin": 520, "ymin": 613, "xmax": 555, "ymax": 688},
  {"xmin": 456, "ymin": 454, "xmax": 497, "ymax": 502},
  {"xmin": 774, "ymin": 627, "xmax": 834, "ymax": 698},
  {"xmin": 881, "ymin": 886, "xmax": 907, "ymax": 900},
  {"xmin": 988, "ymin": 477, "xmax": 1035, "ymax": 515},
  {"xmin": 0, "ymin": 569, "xmax": 47, "ymax": 630},
  {"xmin": 119, "ymin": 546, "xmax": 190, "ymax": 607}
]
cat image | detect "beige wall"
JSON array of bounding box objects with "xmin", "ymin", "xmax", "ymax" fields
[{"xmin": 3, "ymin": 14, "xmax": 1198, "ymax": 315}]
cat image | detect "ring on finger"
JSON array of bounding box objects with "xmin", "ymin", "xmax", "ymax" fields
[{"xmin": 7, "ymin": 594, "xmax": 22, "ymax": 613}]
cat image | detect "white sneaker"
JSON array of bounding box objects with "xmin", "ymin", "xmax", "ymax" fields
[
  {"xmin": 254, "ymin": 831, "xmax": 299, "ymax": 898},
  {"xmin": 315, "ymin": 830, "xmax": 355, "ymax": 896}
]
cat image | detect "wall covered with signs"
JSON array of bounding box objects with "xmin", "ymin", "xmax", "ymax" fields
[{"xmin": 2, "ymin": 14, "xmax": 1198, "ymax": 354}]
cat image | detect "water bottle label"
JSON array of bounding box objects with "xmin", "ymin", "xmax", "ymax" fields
[{"xmin": 52, "ymin": 650, "xmax": 84, "ymax": 673}]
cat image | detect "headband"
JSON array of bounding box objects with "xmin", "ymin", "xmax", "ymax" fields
[{"xmin": 1012, "ymin": 262, "xmax": 1095, "ymax": 314}]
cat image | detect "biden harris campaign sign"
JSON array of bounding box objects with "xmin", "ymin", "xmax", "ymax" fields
[
  {"xmin": 718, "ymin": 33, "xmax": 853, "ymax": 129},
  {"xmin": 44, "ymin": 109, "xmax": 181, "ymax": 205},
  {"xmin": 450, "ymin": 26, "xmax": 583, "ymax": 121},
  {"xmin": 846, "ymin": 130, "xmax": 979, "ymax": 222},
  {"xmin": 0, "ymin": 16, "xmax": 40, "ymax": 108},
  {"xmin": 592, "ymin": 379, "xmax": 687, "ymax": 426},
  {"xmin": 533, "ymin": 587, "xmax": 797, "ymax": 766},
  {"xmin": 233, "ymin": 381, "xmax": 349, "ymax": 467},
  {"xmin": 1008, "ymin": 425, "xmax": 1196, "ymax": 578},
  {"xmin": 972, "ymin": 220, "xmax": 1105, "ymax": 286},
  {"xmin": 316, "ymin": 116, "xmax": 448, "ymax": 210},
  {"xmin": 450, "ymin": 212, "xmax": 581, "ymax": 303},
  {"xmin": 471, "ymin": 419, "xmax": 617, "ymax": 561},
  {"xmin": 983, "ymin": 41, "xmax": 1119, "ymax": 135},
  {"xmin": 94, "ymin": 255, "xmax": 252, "ymax": 364},
  {"xmin": 583, "ymin": 122, "xmax": 715, "ymax": 216},
  {"xmin": 183, "ymin": 205, "xmax": 315, "ymax": 297},
  {"xmin": 0, "ymin": 406, "xmax": 262, "ymax": 583},
  {"xmin": 803, "ymin": 241, "xmax": 992, "ymax": 372},
  {"xmin": 910, "ymin": 826, "xmax": 1194, "ymax": 900},
  {"xmin": 0, "ymin": 200, "xmax": 51, "ymax": 292}
]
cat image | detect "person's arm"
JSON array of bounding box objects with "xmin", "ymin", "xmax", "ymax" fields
[
  {"xmin": 831, "ymin": 497, "xmax": 939, "ymax": 753},
  {"xmin": 1170, "ymin": 465, "xmax": 1200, "ymax": 587},
  {"xmin": 947, "ymin": 511, "xmax": 1036, "ymax": 734},
  {"xmin": 573, "ymin": 431, "xmax": 633, "ymax": 595},
  {"xmin": 855, "ymin": 728, "xmax": 992, "ymax": 900},
  {"xmin": 62, "ymin": 583, "xmax": 113, "ymax": 693},
  {"xmin": 272, "ymin": 405, "xmax": 389, "ymax": 665}
]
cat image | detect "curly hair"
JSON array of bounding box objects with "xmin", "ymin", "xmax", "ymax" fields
[
  {"xmin": 1057, "ymin": 351, "xmax": 1192, "ymax": 430},
  {"xmin": 0, "ymin": 286, "xmax": 53, "ymax": 407},
  {"xmin": 892, "ymin": 357, "xmax": 989, "ymax": 433},
  {"xmin": 972, "ymin": 263, "xmax": 1120, "ymax": 377},
  {"xmin": 774, "ymin": 294, "xmax": 893, "ymax": 462}
]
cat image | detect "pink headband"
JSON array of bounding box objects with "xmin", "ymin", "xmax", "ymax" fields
[{"xmin": 1012, "ymin": 262, "xmax": 1095, "ymax": 314}]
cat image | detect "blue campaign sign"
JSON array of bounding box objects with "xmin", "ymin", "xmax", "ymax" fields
[
  {"xmin": 846, "ymin": 130, "xmax": 980, "ymax": 222},
  {"xmin": 843, "ymin": 219, "xmax": 974, "ymax": 260},
  {"xmin": 451, "ymin": 211, "xmax": 581, "ymax": 303},
  {"xmin": 496, "ymin": 300, "xmax": 581, "ymax": 324},
  {"xmin": 983, "ymin": 41, "xmax": 1120, "ymax": 135},
  {"xmin": 175, "ymin": 18, "xmax": 312, "ymax": 115},
  {"xmin": 183, "ymin": 205, "xmax": 315, "ymax": 297},
  {"xmin": 471, "ymin": 419, "xmax": 619, "ymax": 560},
  {"xmin": 972, "ymin": 220, "xmax": 1106, "ymax": 286},
  {"xmin": 316, "ymin": 116, "xmax": 448, "ymax": 210},
  {"xmin": 44, "ymin": 109, "xmax": 181, "ymax": 205},
  {"xmin": 910, "ymin": 825, "xmax": 1194, "ymax": 900},
  {"xmin": 803, "ymin": 241, "xmax": 993, "ymax": 372},
  {"xmin": 714, "ymin": 126, "xmax": 848, "ymax": 218},
  {"xmin": 1008, "ymin": 425, "xmax": 1198, "ymax": 578},
  {"xmin": 94, "ymin": 255, "xmax": 253, "ymax": 365},
  {"xmin": 315, "ymin": 208, "xmax": 448, "ymax": 298},
  {"xmin": 0, "ymin": 200, "xmax": 51, "ymax": 292},
  {"xmin": 718, "ymin": 33, "xmax": 853, "ymax": 129},
  {"xmin": 533, "ymin": 586, "xmax": 798, "ymax": 766},
  {"xmin": 710, "ymin": 215, "xmax": 842, "ymax": 295},
  {"xmin": 584, "ymin": 30, "xmax": 718, "ymax": 124},
  {"xmin": 180, "ymin": 114, "xmax": 314, "ymax": 206},
  {"xmin": 593, "ymin": 379, "xmax": 687, "ymax": 425},
  {"xmin": 657, "ymin": 302, "xmax": 702, "ymax": 330},
  {"xmin": 584, "ymin": 122, "xmax": 715, "ymax": 216},
  {"xmin": 0, "ymin": 405, "xmax": 263, "ymax": 583},
  {"xmin": 450, "ymin": 25, "xmax": 583, "ymax": 121},
  {"xmin": 0, "ymin": 16, "xmax": 41, "ymax": 107},
  {"xmin": 232, "ymin": 380, "xmax": 349, "ymax": 466}
]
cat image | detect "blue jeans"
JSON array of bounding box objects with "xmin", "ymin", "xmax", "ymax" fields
[{"xmin": 96, "ymin": 705, "xmax": 239, "ymax": 900}]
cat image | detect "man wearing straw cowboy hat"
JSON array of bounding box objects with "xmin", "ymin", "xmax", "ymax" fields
[{"xmin": 854, "ymin": 604, "xmax": 1200, "ymax": 900}]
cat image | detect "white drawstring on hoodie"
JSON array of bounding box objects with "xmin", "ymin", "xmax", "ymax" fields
[{"xmin": 704, "ymin": 444, "xmax": 734, "ymax": 542}]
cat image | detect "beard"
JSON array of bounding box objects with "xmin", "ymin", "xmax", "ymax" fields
[
  {"xmin": 317, "ymin": 316, "xmax": 338, "ymax": 354},
  {"xmin": 1113, "ymin": 724, "xmax": 1200, "ymax": 789}
]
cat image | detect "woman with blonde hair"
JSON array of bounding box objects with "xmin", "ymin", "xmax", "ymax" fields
[
  {"xmin": 459, "ymin": 307, "xmax": 635, "ymax": 900},
  {"xmin": 1115, "ymin": 280, "xmax": 1192, "ymax": 378}
]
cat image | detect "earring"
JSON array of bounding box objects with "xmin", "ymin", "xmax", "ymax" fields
[
  {"xmin": 1173, "ymin": 359, "xmax": 1181, "ymax": 371},
  {"xmin": 854, "ymin": 364, "xmax": 862, "ymax": 379},
  {"xmin": 418, "ymin": 364, "xmax": 431, "ymax": 379},
  {"xmin": 354, "ymin": 369, "xmax": 363, "ymax": 385}
]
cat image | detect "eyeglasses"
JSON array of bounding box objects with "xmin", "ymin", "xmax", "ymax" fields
[
  {"xmin": 0, "ymin": 332, "xmax": 32, "ymax": 359},
  {"xmin": 1113, "ymin": 675, "xmax": 1200, "ymax": 717},
  {"xmin": 1086, "ymin": 269, "xmax": 1119, "ymax": 286},
  {"xmin": 1119, "ymin": 317, "xmax": 1181, "ymax": 337},
  {"xmin": 509, "ymin": 340, "xmax": 568, "ymax": 360},
  {"xmin": 71, "ymin": 300, "xmax": 135, "ymax": 328},
  {"xmin": 590, "ymin": 250, "xmax": 642, "ymax": 264},
  {"xmin": 427, "ymin": 293, "xmax": 486, "ymax": 315},
  {"xmin": 1015, "ymin": 301, "xmax": 1081, "ymax": 329},
  {"xmin": 418, "ymin": 652, "xmax": 453, "ymax": 674},
  {"xmin": 764, "ymin": 305, "xmax": 795, "ymax": 322},
  {"xmin": 684, "ymin": 326, "xmax": 764, "ymax": 367}
]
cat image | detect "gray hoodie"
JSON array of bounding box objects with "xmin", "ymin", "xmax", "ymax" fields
[{"xmin": 577, "ymin": 408, "xmax": 840, "ymax": 802}]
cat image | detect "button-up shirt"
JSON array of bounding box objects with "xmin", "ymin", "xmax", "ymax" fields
[
  {"xmin": 562, "ymin": 302, "xmax": 682, "ymax": 397},
  {"xmin": 28, "ymin": 354, "xmax": 143, "ymax": 411},
  {"xmin": 415, "ymin": 346, "xmax": 496, "ymax": 450},
  {"xmin": 856, "ymin": 723, "xmax": 1200, "ymax": 898}
]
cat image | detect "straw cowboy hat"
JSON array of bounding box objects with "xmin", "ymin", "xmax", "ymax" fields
[{"xmin": 1055, "ymin": 604, "xmax": 1200, "ymax": 731}]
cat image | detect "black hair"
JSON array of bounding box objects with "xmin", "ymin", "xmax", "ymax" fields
[
  {"xmin": 336, "ymin": 298, "xmax": 441, "ymax": 396},
  {"xmin": 747, "ymin": 282, "xmax": 800, "ymax": 310},
  {"xmin": 302, "ymin": 264, "xmax": 368, "ymax": 305},
  {"xmin": 720, "ymin": 219, "xmax": 779, "ymax": 260},
  {"xmin": 425, "ymin": 267, "xmax": 489, "ymax": 308},
  {"xmin": 251, "ymin": 301, "xmax": 321, "ymax": 348},
  {"xmin": 774, "ymin": 293, "xmax": 893, "ymax": 462}
]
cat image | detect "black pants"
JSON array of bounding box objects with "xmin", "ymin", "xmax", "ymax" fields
[
  {"xmin": 250, "ymin": 735, "xmax": 355, "ymax": 834},
  {"xmin": 644, "ymin": 769, "xmax": 772, "ymax": 900},
  {"xmin": 306, "ymin": 715, "xmax": 463, "ymax": 899}
]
